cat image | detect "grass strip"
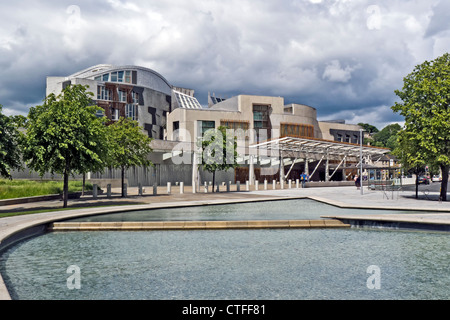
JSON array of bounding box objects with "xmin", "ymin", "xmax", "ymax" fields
[{"xmin": 0, "ymin": 179, "xmax": 93, "ymax": 200}]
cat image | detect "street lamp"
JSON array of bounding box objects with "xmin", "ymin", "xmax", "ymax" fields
[{"xmin": 360, "ymin": 129, "xmax": 364, "ymax": 195}]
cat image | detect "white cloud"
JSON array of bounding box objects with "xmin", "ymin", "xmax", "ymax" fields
[{"xmin": 322, "ymin": 60, "xmax": 359, "ymax": 83}]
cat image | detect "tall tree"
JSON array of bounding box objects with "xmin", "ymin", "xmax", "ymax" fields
[
  {"xmin": 0, "ymin": 105, "xmax": 22, "ymax": 179},
  {"xmin": 392, "ymin": 53, "xmax": 450, "ymax": 201},
  {"xmin": 198, "ymin": 126, "xmax": 238, "ymax": 192},
  {"xmin": 23, "ymin": 85, "xmax": 109, "ymax": 207},
  {"xmin": 106, "ymin": 117, "xmax": 153, "ymax": 197}
]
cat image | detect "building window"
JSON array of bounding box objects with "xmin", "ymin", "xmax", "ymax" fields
[
  {"xmin": 118, "ymin": 71, "xmax": 124, "ymax": 82},
  {"xmin": 97, "ymin": 86, "xmax": 111, "ymax": 100},
  {"xmin": 111, "ymin": 108, "xmax": 119, "ymax": 121},
  {"xmin": 118, "ymin": 90, "xmax": 127, "ymax": 102},
  {"xmin": 199, "ymin": 120, "xmax": 215, "ymax": 137},
  {"xmin": 125, "ymin": 71, "xmax": 132, "ymax": 84},
  {"xmin": 345, "ymin": 135, "xmax": 351, "ymax": 143},
  {"xmin": 280, "ymin": 123, "xmax": 314, "ymax": 138},
  {"xmin": 110, "ymin": 72, "xmax": 118, "ymax": 82},
  {"xmin": 220, "ymin": 120, "xmax": 249, "ymax": 131},
  {"xmin": 102, "ymin": 74, "xmax": 109, "ymax": 82},
  {"xmin": 132, "ymin": 92, "xmax": 139, "ymax": 104},
  {"xmin": 173, "ymin": 121, "xmax": 180, "ymax": 141},
  {"xmin": 125, "ymin": 104, "xmax": 136, "ymax": 121},
  {"xmin": 253, "ymin": 105, "xmax": 271, "ymax": 141}
]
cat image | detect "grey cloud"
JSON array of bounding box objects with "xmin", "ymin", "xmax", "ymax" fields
[
  {"xmin": 425, "ymin": 0, "xmax": 450, "ymax": 37},
  {"xmin": 0, "ymin": 0, "xmax": 447, "ymax": 129}
]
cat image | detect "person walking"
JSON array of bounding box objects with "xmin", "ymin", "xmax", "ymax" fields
[
  {"xmin": 354, "ymin": 175, "xmax": 361, "ymax": 190},
  {"xmin": 300, "ymin": 172, "xmax": 308, "ymax": 188}
]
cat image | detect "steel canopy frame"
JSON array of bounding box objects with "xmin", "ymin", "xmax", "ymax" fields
[
  {"xmin": 249, "ymin": 136, "xmax": 390, "ymax": 158},
  {"xmin": 249, "ymin": 136, "xmax": 390, "ymax": 182}
]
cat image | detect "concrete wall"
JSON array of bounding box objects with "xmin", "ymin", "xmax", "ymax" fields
[{"xmin": 319, "ymin": 121, "xmax": 362, "ymax": 141}]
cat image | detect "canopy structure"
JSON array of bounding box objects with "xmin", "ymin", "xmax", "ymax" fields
[
  {"xmin": 247, "ymin": 136, "xmax": 391, "ymax": 184},
  {"xmin": 249, "ymin": 136, "xmax": 390, "ymax": 158}
]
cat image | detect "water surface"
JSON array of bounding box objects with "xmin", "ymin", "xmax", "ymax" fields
[
  {"xmin": 1, "ymin": 228, "xmax": 448, "ymax": 300},
  {"xmin": 66, "ymin": 199, "xmax": 431, "ymax": 222}
]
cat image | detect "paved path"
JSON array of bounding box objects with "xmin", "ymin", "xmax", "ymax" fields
[{"xmin": 0, "ymin": 184, "xmax": 449, "ymax": 300}]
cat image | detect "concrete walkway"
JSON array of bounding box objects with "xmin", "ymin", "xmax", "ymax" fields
[{"xmin": 0, "ymin": 184, "xmax": 449, "ymax": 300}]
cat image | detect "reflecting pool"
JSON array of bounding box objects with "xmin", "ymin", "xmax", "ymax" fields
[
  {"xmin": 1, "ymin": 228, "xmax": 449, "ymax": 300},
  {"xmin": 65, "ymin": 199, "xmax": 433, "ymax": 222}
]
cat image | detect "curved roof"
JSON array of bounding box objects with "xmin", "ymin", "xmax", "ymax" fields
[{"xmin": 69, "ymin": 64, "xmax": 173, "ymax": 95}]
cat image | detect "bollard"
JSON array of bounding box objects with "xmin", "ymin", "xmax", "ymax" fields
[
  {"xmin": 246, "ymin": 180, "xmax": 250, "ymax": 191},
  {"xmin": 264, "ymin": 179, "xmax": 268, "ymax": 190},
  {"xmin": 236, "ymin": 181, "xmax": 240, "ymax": 192},
  {"xmin": 180, "ymin": 182, "xmax": 184, "ymax": 194},
  {"xmin": 296, "ymin": 179, "xmax": 299, "ymax": 189},
  {"xmin": 138, "ymin": 183, "xmax": 143, "ymax": 196},
  {"xmin": 226, "ymin": 181, "xmax": 230, "ymax": 192},
  {"xmin": 288, "ymin": 179, "xmax": 292, "ymax": 189},
  {"xmin": 255, "ymin": 180, "xmax": 259, "ymax": 191},
  {"xmin": 93, "ymin": 184, "xmax": 98, "ymax": 199},
  {"xmin": 204, "ymin": 181, "xmax": 208, "ymax": 193},
  {"xmin": 153, "ymin": 183, "xmax": 157, "ymax": 196},
  {"xmin": 216, "ymin": 183, "xmax": 219, "ymax": 193},
  {"xmin": 281, "ymin": 180, "xmax": 284, "ymax": 190},
  {"xmin": 107, "ymin": 184, "xmax": 112, "ymax": 198},
  {"xmin": 273, "ymin": 180, "xmax": 276, "ymax": 190},
  {"xmin": 167, "ymin": 182, "xmax": 171, "ymax": 194}
]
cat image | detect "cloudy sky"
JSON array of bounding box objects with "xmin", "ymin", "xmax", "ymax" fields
[{"xmin": 1, "ymin": 0, "xmax": 449, "ymax": 129}]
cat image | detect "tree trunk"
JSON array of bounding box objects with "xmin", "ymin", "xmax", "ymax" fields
[
  {"xmin": 121, "ymin": 166, "xmax": 125, "ymax": 198},
  {"xmin": 82, "ymin": 173, "xmax": 85, "ymax": 196},
  {"xmin": 212, "ymin": 171, "xmax": 216, "ymax": 193},
  {"xmin": 440, "ymin": 164, "xmax": 449, "ymax": 201},
  {"xmin": 63, "ymin": 168, "xmax": 69, "ymax": 208}
]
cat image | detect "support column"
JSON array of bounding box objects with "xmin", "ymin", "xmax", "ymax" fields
[
  {"xmin": 249, "ymin": 155, "xmax": 255, "ymax": 186},
  {"xmin": 280, "ymin": 154, "xmax": 285, "ymax": 186},
  {"xmin": 192, "ymin": 151, "xmax": 199, "ymax": 193},
  {"xmin": 342, "ymin": 157, "xmax": 347, "ymax": 181},
  {"xmin": 325, "ymin": 150, "xmax": 330, "ymax": 182}
]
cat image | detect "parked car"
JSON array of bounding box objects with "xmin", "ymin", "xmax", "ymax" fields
[
  {"xmin": 432, "ymin": 175, "xmax": 442, "ymax": 182},
  {"xmin": 418, "ymin": 176, "xmax": 430, "ymax": 184}
]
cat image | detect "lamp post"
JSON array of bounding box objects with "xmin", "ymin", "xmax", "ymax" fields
[{"xmin": 360, "ymin": 129, "xmax": 364, "ymax": 195}]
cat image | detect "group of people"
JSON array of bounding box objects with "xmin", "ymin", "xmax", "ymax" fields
[{"xmin": 300, "ymin": 172, "xmax": 309, "ymax": 188}]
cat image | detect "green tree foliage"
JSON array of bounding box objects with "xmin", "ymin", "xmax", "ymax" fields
[
  {"xmin": 106, "ymin": 117, "xmax": 153, "ymax": 197},
  {"xmin": 392, "ymin": 53, "xmax": 450, "ymax": 201},
  {"xmin": 360, "ymin": 123, "xmax": 400, "ymax": 152},
  {"xmin": 372, "ymin": 123, "xmax": 401, "ymax": 148},
  {"xmin": 22, "ymin": 85, "xmax": 109, "ymax": 207},
  {"xmin": 358, "ymin": 123, "xmax": 379, "ymax": 134},
  {"xmin": 198, "ymin": 126, "xmax": 238, "ymax": 192},
  {"xmin": 0, "ymin": 105, "xmax": 22, "ymax": 179}
]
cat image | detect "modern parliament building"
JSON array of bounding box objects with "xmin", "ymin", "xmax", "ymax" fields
[{"xmin": 46, "ymin": 64, "xmax": 389, "ymax": 188}]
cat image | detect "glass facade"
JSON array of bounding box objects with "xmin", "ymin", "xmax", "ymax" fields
[
  {"xmin": 253, "ymin": 105, "xmax": 271, "ymax": 141},
  {"xmin": 94, "ymin": 70, "xmax": 133, "ymax": 84}
]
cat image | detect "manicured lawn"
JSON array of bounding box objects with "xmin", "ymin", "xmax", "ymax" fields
[{"xmin": 0, "ymin": 179, "xmax": 93, "ymax": 200}]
